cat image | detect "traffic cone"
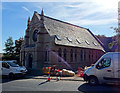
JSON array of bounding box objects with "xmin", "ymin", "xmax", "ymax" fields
[
  {"xmin": 56, "ymin": 77, "xmax": 59, "ymax": 81},
  {"xmin": 56, "ymin": 76, "xmax": 60, "ymax": 81},
  {"xmin": 48, "ymin": 74, "xmax": 51, "ymax": 81},
  {"xmin": 59, "ymin": 77, "xmax": 61, "ymax": 80}
]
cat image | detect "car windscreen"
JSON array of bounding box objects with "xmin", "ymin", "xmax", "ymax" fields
[{"xmin": 7, "ymin": 62, "xmax": 19, "ymax": 67}]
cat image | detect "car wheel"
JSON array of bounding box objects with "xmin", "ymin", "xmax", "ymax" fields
[
  {"xmin": 88, "ymin": 76, "xmax": 98, "ymax": 86},
  {"xmin": 9, "ymin": 73, "xmax": 14, "ymax": 79}
]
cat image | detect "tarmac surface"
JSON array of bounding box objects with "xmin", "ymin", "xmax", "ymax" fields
[{"xmin": 1, "ymin": 75, "xmax": 120, "ymax": 92}]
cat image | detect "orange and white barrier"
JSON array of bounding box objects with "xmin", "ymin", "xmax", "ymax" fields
[{"xmin": 42, "ymin": 67, "xmax": 51, "ymax": 74}]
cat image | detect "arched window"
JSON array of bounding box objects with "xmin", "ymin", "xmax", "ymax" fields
[
  {"xmin": 45, "ymin": 46, "xmax": 49, "ymax": 62},
  {"xmin": 70, "ymin": 49, "xmax": 73, "ymax": 62},
  {"xmin": 84, "ymin": 49, "xmax": 86, "ymax": 62},
  {"xmin": 58, "ymin": 48, "xmax": 62, "ymax": 62},
  {"xmin": 64, "ymin": 49, "xmax": 67, "ymax": 61},
  {"xmin": 33, "ymin": 30, "xmax": 38, "ymax": 42},
  {"xmin": 45, "ymin": 50, "xmax": 49, "ymax": 61},
  {"xmin": 79, "ymin": 50, "xmax": 81, "ymax": 63},
  {"xmin": 89, "ymin": 50, "xmax": 90, "ymax": 63},
  {"xmin": 81, "ymin": 50, "xmax": 83, "ymax": 62},
  {"xmin": 75, "ymin": 50, "xmax": 77, "ymax": 62},
  {"xmin": 92, "ymin": 50, "xmax": 93, "ymax": 62},
  {"xmin": 90, "ymin": 50, "xmax": 92, "ymax": 63},
  {"xmin": 96, "ymin": 50, "xmax": 98, "ymax": 61}
]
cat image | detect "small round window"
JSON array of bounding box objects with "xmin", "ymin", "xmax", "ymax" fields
[{"xmin": 33, "ymin": 30, "xmax": 38, "ymax": 42}]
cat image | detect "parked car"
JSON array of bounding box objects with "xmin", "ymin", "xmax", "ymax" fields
[
  {"xmin": 0, "ymin": 60, "xmax": 27, "ymax": 79},
  {"xmin": 83, "ymin": 52, "xmax": 120, "ymax": 85}
]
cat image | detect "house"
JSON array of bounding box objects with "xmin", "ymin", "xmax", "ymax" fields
[
  {"xmin": 20, "ymin": 10, "xmax": 105, "ymax": 71},
  {"xmin": 96, "ymin": 35, "xmax": 120, "ymax": 52}
]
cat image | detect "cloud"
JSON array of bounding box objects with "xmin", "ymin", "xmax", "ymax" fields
[
  {"xmin": 69, "ymin": 18, "xmax": 117, "ymax": 26},
  {"xmin": 23, "ymin": 1, "xmax": 118, "ymax": 26},
  {"xmin": 60, "ymin": 1, "xmax": 118, "ymax": 26},
  {"xmin": 22, "ymin": 6, "xmax": 32, "ymax": 15},
  {"xmin": 65, "ymin": 1, "xmax": 117, "ymax": 16}
]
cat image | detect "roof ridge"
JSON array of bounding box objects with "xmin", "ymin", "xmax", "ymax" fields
[
  {"xmin": 39, "ymin": 14, "xmax": 87, "ymax": 30},
  {"xmin": 87, "ymin": 29, "xmax": 105, "ymax": 52}
]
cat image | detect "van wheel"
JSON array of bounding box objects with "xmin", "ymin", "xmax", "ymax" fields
[
  {"xmin": 88, "ymin": 76, "xmax": 98, "ymax": 86},
  {"xmin": 9, "ymin": 73, "xmax": 14, "ymax": 79}
]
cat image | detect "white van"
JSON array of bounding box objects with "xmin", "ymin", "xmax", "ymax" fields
[
  {"xmin": 0, "ymin": 60, "xmax": 27, "ymax": 79},
  {"xmin": 83, "ymin": 52, "xmax": 120, "ymax": 85}
]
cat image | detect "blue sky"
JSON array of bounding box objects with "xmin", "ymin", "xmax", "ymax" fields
[{"xmin": 1, "ymin": 0, "xmax": 119, "ymax": 53}]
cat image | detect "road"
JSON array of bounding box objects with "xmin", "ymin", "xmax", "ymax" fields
[{"xmin": 1, "ymin": 76, "xmax": 120, "ymax": 92}]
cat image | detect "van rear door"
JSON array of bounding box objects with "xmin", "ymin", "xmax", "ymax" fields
[{"xmin": 113, "ymin": 53, "xmax": 120, "ymax": 81}]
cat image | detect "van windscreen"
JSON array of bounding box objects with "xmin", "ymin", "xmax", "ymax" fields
[{"xmin": 7, "ymin": 62, "xmax": 19, "ymax": 67}]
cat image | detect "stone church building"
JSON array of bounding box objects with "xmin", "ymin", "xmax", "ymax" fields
[{"xmin": 20, "ymin": 10, "xmax": 105, "ymax": 71}]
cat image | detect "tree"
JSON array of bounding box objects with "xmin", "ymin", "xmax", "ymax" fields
[
  {"xmin": 95, "ymin": 35, "xmax": 106, "ymax": 38},
  {"xmin": 2, "ymin": 37, "xmax": 24, "ymax": 63},
  {"xmin": 14, "ymin": 37, "xmax": 24, "ymax": 63},
  {"xmin": 2, "ymin": 37, "xmax": 15, "ymax": 60},
  {"xmin": 109, "ymin": 27, "xmax": 120, "ymax": 52}
]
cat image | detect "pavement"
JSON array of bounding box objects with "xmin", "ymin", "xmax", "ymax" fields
[{"xmin": 25, "ymin": 74, "xmax": 84, "ymax": 81}]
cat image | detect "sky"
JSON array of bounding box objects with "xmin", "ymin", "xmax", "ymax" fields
[{"xmin": 1, "ymin": 0, "xmax": 119, "ymax": 53}]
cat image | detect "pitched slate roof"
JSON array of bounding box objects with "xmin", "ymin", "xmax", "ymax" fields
[{"xmin": 38, "ymin": 13, "xmax": 105, "ymax": 52}]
